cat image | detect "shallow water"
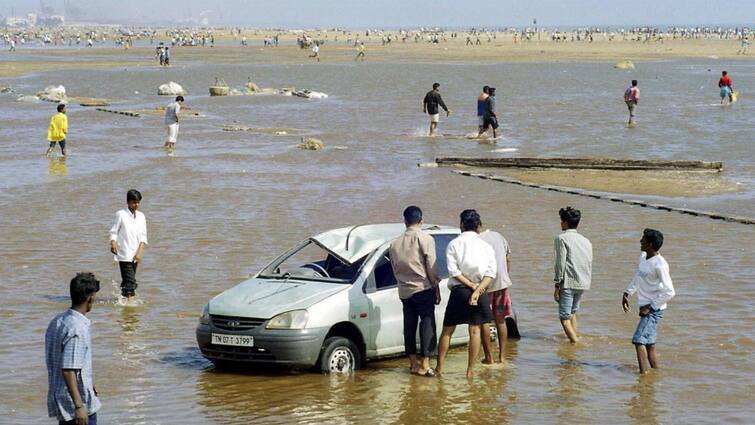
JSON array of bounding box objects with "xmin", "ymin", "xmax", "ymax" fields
[{"xmin": 0, "ymin": 54, "xmax": 754, "ymax": 424}]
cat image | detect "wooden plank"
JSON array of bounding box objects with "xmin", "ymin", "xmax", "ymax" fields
[{"xmin": 436, "ymin": 157, "xmax": 722, "ymax": 171}]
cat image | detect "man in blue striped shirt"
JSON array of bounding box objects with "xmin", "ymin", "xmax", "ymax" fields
[{"xmin": 45, "ymin": 273, "xmax": 102, "ymax": 425}]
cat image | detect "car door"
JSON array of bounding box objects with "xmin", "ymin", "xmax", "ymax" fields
[{"xmin": 363, "ymin": 247, "xmax": 405, "ymax": 357}]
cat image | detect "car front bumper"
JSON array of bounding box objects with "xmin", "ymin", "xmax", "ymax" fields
[{"xmin": 196, "ymin": 323, "xmax": 329, "ymax": 368}]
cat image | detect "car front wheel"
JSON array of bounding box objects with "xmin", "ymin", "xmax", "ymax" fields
[{"xmin": 319, "ymin": 336, "xmax": 361, "ymax": 373}]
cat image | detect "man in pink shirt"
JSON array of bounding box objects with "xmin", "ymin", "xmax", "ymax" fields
[{"xmin": 623, "ymin": 80, "xmax": 640, "ymax": 126}]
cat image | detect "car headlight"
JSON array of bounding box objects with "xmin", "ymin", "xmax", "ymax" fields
[
  {"xmin": 266, "ymin": 310, "xmax": 308, "ymax": 330},
  {"xmin": 199, "ymin": 304, "xmax": 211, "ymax": 325}
]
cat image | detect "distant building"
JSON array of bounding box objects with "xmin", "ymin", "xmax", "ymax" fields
[
  {"xmin": 38, "ymin": 15, "xmax": 65, "ymax": 27},
  {"xmin": 5, "ymin": 14, "xmax": 37, "ymax": 27}
]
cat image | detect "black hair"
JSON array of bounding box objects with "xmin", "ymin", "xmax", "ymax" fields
[
  {"xmin": 489, "ymin": 87, "xmax": 496, "ymax": 94},
  {"xmin": 403, "ymin": 205, "xmax": 423, "ymax": 226},
  {"xmin": 631, "ymin": 80, "xmax": 638, "ymax": 86},
  {"xmin": 126, "ymin": 189, "xmax": 142, "ymax": 203},
  {"xmin": 432, "ymin": 83, "xmax": 440, "ymax": 90},
  {"xmin": 57, "ymin": 103, "xmax": 66, "ymax": 112},
  {"xmin": 559, "ymin": 206, "xmax": 581, "ymax": 228},
  {"xmin": 460, "ymin": 209, "xmax": 482, "ymax": 232},
  {"xmin": 175, "ymin": 95, "xmax": 185, "ymax": 102},
  {"xmin": 643, "ymin": 228, "xmax": 664, "ymax": 251},
  {"xmin": 483, "ymin": 85, "xmax": 489, "ymax": 93},
  {"xmin": 70, "ymin": 272, "xmax": 100, "ymax": 305},
  {"xmin": 722, "ymin": 71, "xmax": 727, "ymax": 76}
]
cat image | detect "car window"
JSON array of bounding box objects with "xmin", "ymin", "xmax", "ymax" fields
[
  {"xmin": 259, "ymin": 240, "xmax": 358, "ymax": 282},
  {"xmin": 373, "ymin": 253, "xmax": 397, "ymax": 290},
  {"xmin": 432, "ymin": 234, "xmax": 456, "ymax": 280}
]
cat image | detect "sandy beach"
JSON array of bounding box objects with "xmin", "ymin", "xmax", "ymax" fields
[{"xmin": 1, "ymin": 30, "xmax": 749, "ymax": 78}]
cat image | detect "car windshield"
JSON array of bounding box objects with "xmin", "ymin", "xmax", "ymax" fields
[{"xmin": 259, "ymin": 240, "xmax": 363, "ymax": 283}]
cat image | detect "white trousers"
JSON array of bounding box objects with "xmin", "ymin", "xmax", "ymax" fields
[{"xmin": 166, "ymin": 123, "xmax": 179, "ymax": 144}]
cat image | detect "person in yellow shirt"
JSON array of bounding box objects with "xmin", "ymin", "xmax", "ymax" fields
[{"xmin": 46, "ymin": 104, "xmax": 68, "ymax": 157}]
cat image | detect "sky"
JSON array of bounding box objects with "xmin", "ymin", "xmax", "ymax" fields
[{"xmin": 1, "ymin": 0, "xmax": 754, "ymax": 28}]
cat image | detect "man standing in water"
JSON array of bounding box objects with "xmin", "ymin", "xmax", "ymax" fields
[
  {"xmin": 437, "ymin": 209, "xmax": 496, "ymax": 378},
  {"xmin": 110, "ymin": 189, "xmax": 148, "ymax": 303},
  {"xmin": 423, "ymin": 83, "xmax": 450, "ymax": 136},
  {"xmin": 477, "ymin": 86, "xmax": 489, "ymax": 131},
  {"xmin": 622, "ymin": 229, "xmax": 675, "ymax": 374},
  {"xmin": 45, "ymin": 272, "xmax": 102, "ymax": 425},
  {"xmin": 553, "ymin": 206, "xmax": 592, "ymax": 344},
  {"xmin": 480, "ymin": 224, "xmax": 514, "ymax": 364},
  {"xmin": 477, "ymin": 87, "xmax": 499, "ymax": 139},
  {"xmin": 623, "ymin": 80, "xmax": 640, "ymax": 126},
  {"xmin": 164, "ymin": 96, "xmax": 183, "ymax": 152},
  {"xmin": 718, "ymin": 71, "xmax": 734, "ymax": 105},
  {"xmin": 46, "ymin": 103, "xmax": 68, "ymax": 157},
  {"xmin": 389, "ymin": 206, "xmax": 440, "ymax": 377}
]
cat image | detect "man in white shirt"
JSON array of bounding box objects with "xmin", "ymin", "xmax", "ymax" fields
[
  {"xmin": 479, "ymin": 227, "xmax": 513, "ymax": 364},
  {"xmin": 109, "ymin": 189, "xmax": 148, "ymax": 302},
  {"xmin": 164, "ymin": 96, "xmax": 183, "ymax": 153},
  {"xmin": 437, "ymin": 209, "xmax": 496, "ymax": 379},
  {"xmin": 622, "ymin": 228, "xmax": 675, "ymax": 374}
]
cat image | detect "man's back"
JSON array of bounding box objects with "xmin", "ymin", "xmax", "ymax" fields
[
  {"xmin": 165, "ymin": 102, "xmax": 180, "ymax": 125},
  {"xmin": 389, "ymin": 228, "xmax": 437, "ymax": 300},
  {"xmin": 554, "ymin": 230, "xmax": 593, "ymax": 290}
]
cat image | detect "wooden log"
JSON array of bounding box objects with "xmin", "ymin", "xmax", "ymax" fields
[{"xmin": 436, "ymin": 157, "xmax": 723, "ymax": 171}]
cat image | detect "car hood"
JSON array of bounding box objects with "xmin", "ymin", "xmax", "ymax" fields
[{"xmin": 209, "ymin": 277, "xmax": 349, "ymax": 319}]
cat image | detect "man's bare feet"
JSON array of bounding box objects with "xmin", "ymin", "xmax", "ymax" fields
[
  {"xmin": 465, "ymin": 369, "xmax": 474, "ymax": 379},
  {"xmin": 481, "ymin": 357, "xmax": 494, "ymax": 365}
]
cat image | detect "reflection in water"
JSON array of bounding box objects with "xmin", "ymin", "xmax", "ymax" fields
[
  {"xmin": 628, "ymin": 373, "xmax": 661, "ymax": 425},
  {"xmin": 47, "ymin": 158, "xmax": 67, "ymax": 176},
  {"xmin": 116, "ymin": 308, "xmax": 148, "ymax": 423},
  {"xmin": 555, "ymin": 344, "xmax": 589, "ymax": 423}
]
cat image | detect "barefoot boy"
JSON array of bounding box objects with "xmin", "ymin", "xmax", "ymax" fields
[
  {"xmin": 109, "ymin": 190, "xmax": 148, "ymax": 302},
  {"xmin": 46, "ymin": 104, "xmax": 68, "ymax": 157},
  {"xmin": 622, "ymin": 229, "xmax": 675, "ymax": 374},
  {"xmin": 553, "ymin": 206, "xmax": 592, "ymax": 343}
]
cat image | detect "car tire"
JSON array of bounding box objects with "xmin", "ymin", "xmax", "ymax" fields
[{"xmin": 319, "ymin": 336, "xmax": 361, "ymax": 374}]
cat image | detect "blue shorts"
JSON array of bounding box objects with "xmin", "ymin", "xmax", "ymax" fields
[
  {"xmin": 558, "ymin": 288, "xmax": 584, "ymax": 320},
  {"xmin": 632, "ymin": 307, "xmax": 664, "ymax": 345},
  {"xmin": 720, "ymin": 86, "xmax": 731, "ymax": 98}
]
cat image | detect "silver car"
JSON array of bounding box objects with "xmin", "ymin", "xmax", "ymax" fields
[{"xmin": 196, "ymin": 223, "xmax": 472, "ymax": 373}]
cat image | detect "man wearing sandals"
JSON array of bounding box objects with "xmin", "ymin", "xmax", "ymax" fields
[{"xmin": 389, "ymin": 206, "xmax": 441, "ymax": 377}]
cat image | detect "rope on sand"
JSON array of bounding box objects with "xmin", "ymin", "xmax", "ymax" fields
[
  {"xmin": 95, "ymin": 108, "xmax": 141, "ymax": 117},
  {"xmin": 450, "ymin": 169, "xmax": 755, "ymax": 225}
]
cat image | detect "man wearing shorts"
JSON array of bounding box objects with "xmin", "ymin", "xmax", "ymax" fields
[
  {"xmin": 624, "ymin": 80, "xmax": 640, "ymax": 126},
  {"xmin": 477, "ymin": 86, "xmax": 489, "ymax": 130},
  {"xmin": 437, "ymin": 209, "xmax": 496, "ymax": 378},
  {"xmin": 423, "ymin": 83, "xmax": 450, "ymax": 136},
  {"xmin": 164, "ymin": 95, "xmax": 184, "ymax": 152},
  {"xmin": 46, "ymin": 104, "xmax": 68, "ymax": 157},
  {"xmin": 622, "ymin": 229, "xmax": 675, "ymax": 374},
  {"xmin": 718, "ymin": 71, "xmax": 733, "ymax": 105},
  {"xmin": 553, "ymin": 206, "xmax": 592, "ymax": 344},
  {"xmin": 477, "ymin": 87, "xmax": 499, "ymax": 138},
  {"xmin": 480, "ymin": 227, "xmax": 513, "ymax": 364}
]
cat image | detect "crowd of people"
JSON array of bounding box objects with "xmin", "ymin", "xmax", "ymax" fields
[{"xmin": 389, "ymin": 205, "xmax": 675, "ymax": 380}]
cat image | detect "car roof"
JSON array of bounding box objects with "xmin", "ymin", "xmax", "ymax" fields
[{"xmin": 311, "ymin": 223, "xmax": 457, "ymax": 265}]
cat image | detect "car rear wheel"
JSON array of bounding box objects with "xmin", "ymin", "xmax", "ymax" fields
[{"xmin": 319, "ymin": 336, "xmax": 361, "ymax": 373}]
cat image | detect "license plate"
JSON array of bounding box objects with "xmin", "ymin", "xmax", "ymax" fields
[{"xmin": 211, "ymin": 333, "xmax": 254, "ymax": 347}]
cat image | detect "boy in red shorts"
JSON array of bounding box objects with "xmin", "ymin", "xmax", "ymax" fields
[{"xmin": 480, "ymin": 226, "xmax": 513, "ymax": 364}]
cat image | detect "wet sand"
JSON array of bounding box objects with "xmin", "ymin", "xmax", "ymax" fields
[
  {"xmin": 495, "ymin": 168, "xmax": 742, "ymax": 197},
  {"xmin": 0, "ymin": 33, "xmax": 748, "ymax": 78}
]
